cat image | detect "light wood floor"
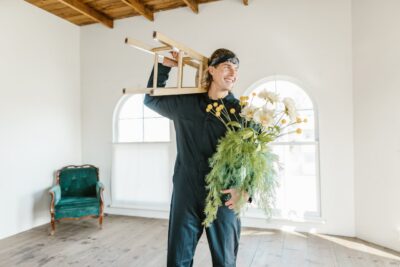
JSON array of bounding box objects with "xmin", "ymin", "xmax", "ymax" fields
[{"xmin": 0, "ymin": 215, "xmax": 399, "ymax": 267}]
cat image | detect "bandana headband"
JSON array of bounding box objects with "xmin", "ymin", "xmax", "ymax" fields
[{"xmin": 209, "ymin": 54, "xmax": 239, "ymax": 67}]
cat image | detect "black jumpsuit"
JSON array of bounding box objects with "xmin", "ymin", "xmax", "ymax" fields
[{"xmin": 144, "ymin": 63, "xmax": 242, "ymax": 267}]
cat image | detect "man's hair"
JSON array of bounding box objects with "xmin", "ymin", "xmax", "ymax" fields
[{"xmin": 201, "ymin": 48, "xmax": 239, "ymax": 90}]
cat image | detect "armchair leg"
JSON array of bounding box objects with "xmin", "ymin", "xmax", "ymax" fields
[
  {"xmin": 99, "ymin": 199, "xmax": 104, "ymax": 229},
  {"xmin": 99, "ymin": 215, "xmax": 103, "ymax": 229},
  {"xmin": 50, "ymin": 214, "xmax": 55, "ymax": 235}
]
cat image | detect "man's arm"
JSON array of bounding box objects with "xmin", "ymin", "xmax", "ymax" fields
[
  {"xmin": 146, "ymin": 63, "xmax": 172, "ymax": 88},
  {"xmin": 143, "ymin": 54, "xmax": 181, "ymax": 120}
]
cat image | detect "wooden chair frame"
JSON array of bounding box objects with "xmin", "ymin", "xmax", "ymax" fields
[{"xmin": 123, "ymin": 31, "xmax": 208, "ymax": 96}]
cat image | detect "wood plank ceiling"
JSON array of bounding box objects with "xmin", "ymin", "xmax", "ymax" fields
[{"xmin": 24, "ymin": 0, "xmax": 250, "ymax": 29}]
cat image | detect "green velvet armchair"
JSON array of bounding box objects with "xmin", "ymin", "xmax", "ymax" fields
[{"xmin": 49, "ymin": 164, "xmax": 104, "ymax": 235}]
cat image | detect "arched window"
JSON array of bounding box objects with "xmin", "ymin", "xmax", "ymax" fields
[
  {"xmin": 111, "ymin": 94, "xmax": 173, "ymax": 209},
  {"xmin": 114, "ymin": 94, "xmax": 170, "ymax": 143},
  {"xmin": 245, "ymin": 76, "xmax": 320, "ymax": 220}
]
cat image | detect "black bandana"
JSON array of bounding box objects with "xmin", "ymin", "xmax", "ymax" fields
[{"xmin": 209, "ymin": 54, "xmax": 239, "ymax": 67}]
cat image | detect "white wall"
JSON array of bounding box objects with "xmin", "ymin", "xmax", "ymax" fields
[
  {"xmin": 3, "ymin": 0, "xmax": 398, "ymax": 251},
  {"xmin": 81, "ymin": 0, "xmax": 354, "ymax": 236},
  {"xmin": 353, "ymin": 0, "xmax": 400, "ymax": 251},
  {"xmin": 0, "ymin": 1, "xmax": 81, "ymax": 239}
]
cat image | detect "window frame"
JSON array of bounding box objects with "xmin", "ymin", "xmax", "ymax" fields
[{"xmin": 113, "ymin": 94, "xmax": 171, "ymax": 144}]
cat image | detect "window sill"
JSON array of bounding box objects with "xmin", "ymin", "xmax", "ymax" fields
[
  {"xmin": 113, "ymin": 141, "xmax": 171, "ymax": 145},
  {"xmin": 243, "ymin": 208, "xmax": 325, "ymax": 224}
]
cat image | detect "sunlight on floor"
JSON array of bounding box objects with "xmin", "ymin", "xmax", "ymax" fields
[
  {"xmin": 241, "ymin": 229, "xmax": 277, "ymax": 236},
  {"xmin": 312, "ymin": 233, "xmax": 400, "ymax": 261},
  {"xmin": 240, "ymin": 226, "xmax": 400, "ymax": 262}
]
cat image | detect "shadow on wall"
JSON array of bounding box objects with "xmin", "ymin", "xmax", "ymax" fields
[{"xmin": 33, "ymin": 188, "xmax": 51, "ymax": 228}]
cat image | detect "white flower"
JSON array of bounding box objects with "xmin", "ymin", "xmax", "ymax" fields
[
  {"xmin": 253, "ymin": 107, "xmax": 274, "ymax": 127},
  {"xmin": 282, "ymin": 97, "xmax": 298, "ymax": 121},
  {"xmin": 239, "ymin": 105, "xmax": 257, "ymax": 121},
  {"xmin": 258, "ymin": 89, "xmax": 280, "ymax": 104}
]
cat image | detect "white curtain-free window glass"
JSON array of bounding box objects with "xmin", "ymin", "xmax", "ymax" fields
[{"xmin": 245, "ymin": 78, "xmax": 320, "ymax": 220}]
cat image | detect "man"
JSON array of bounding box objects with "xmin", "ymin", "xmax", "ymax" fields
[{"xmin": 144, "ymin": 49, "xmax": 249, "ymax": 267}]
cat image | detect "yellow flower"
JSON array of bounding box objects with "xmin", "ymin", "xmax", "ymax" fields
[
  {"xmin": 207, "ymin": 104, "xmax": 213, "ymax": 110},
  {"xmin": 281, "ymin": 119, "xmax": 287, "ymax": 124},
  {"xmin": 296, "ymin": 128, "xmax": 302, "ymax": 134},
  {"xmin": 206, "ymin": 108, "xmax": 211, "ymax": 112},
  {"xmin": 296, "ymin": 117, "xmax": 302, "ymax": 123},
  {"xmin": 230, "ymin": 108, "xmax": 236, "ymax": 114},
  {"xmin": 240, "ymin": 96, "xmax": 249, "ymax": 101},
  {"xmin": 303, "ymin": 118, "xmax": 308, "ymax": 123},
  {"xmin": 213, "ymin": 102, "xmax": 218, "ymax": 107},
  {"xmin": 218, "ymin": 104, "xmax": 224, "ymax": 111},
  {"xmin": 240, "ymin": 101, "xmax": 248, "ymax": 106},
  {"xmin": 215, "ymin": 111, "xmax": 221, "ymax": 117}
]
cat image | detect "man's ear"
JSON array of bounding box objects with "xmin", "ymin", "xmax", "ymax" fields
[{"xmin": 208, "ymin": 66, "xmax": 215, "ymax": 76}]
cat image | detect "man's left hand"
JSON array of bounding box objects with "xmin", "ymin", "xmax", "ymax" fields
[{"xmin": 221, "ymin": 189, "xmax": 249, "ymax": 210}]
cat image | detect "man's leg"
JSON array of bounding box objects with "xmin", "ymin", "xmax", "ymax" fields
[
  {"xmin": 205, "ymin": 206, "xmax": 241, "ymax": 267},
  {"xmin": 167, "ymin": 190, "xmax": 204, "ymax": 267}
]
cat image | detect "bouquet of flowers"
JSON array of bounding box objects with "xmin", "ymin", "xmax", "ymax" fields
[{"xmin": 203, "ymin": 89, "xmax": 307, "ymax": 227}]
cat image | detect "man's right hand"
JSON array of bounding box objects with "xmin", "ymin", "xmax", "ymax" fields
[{"xmin": 162, "ymin": 51, "xmax": 179, "ymax": 67}]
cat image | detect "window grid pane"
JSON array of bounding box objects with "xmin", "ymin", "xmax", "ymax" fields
[
  {"xmin": 117, "ymin": 94, "xmax": 170, "ymax": 143},
  {"xmin": 119, "ymin": 94, "xmax": 144, "ymax": 119},
  {"xmin": 143, "ymin": 118, "xmax": 170, "ymax": 142},
  {"xmin": 275, "ymin": 109, "xmax": 316, "ymax": 142},
  {"xmin": 118, "ymin": 118, "xmax": 143, "ymax": 142},
  {"xmin": 252, "ymin": 143, "xmax": 319, "ymax": 219}
]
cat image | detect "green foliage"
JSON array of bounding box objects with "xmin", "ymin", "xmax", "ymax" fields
[
  {"xmin": 203, "ymin": 128, "xmax": 280, "ymax": 227},
  {"xmin": 226, "ymin": 121, "xmax": 242, "ymax": 129}
]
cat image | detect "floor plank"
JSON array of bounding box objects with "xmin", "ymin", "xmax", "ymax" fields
[{"xmin": 0, "ymin": 215, "xmax": 399, "ymax": 267}]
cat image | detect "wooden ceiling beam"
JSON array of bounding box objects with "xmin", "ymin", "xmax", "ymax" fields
[
  {"xmin": 243, "ymin": 0, "xmax": 249, "ymax": 5},
  {"xmin": 121, "ymin": 0, "xmax": 154, "ymax": 21},
  {"xmin": 182, "ymin": 0, "xmax": 198, "ymax": 14},
  {"xmin": 57, "ymin": 0, "xmax": 113, "ymax": 28}
]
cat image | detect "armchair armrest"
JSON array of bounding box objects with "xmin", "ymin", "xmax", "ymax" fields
[
  {"xmin": 49, "ymin": 185, "xmax": 61, "ymax": 211},
  {"xmin": 96, "ymin": 181, "xmax": 105, "ymax": 200}
]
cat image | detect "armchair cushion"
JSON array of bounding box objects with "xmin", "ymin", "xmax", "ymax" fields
[
  {"xmin": 56, "ymin": 196, "xmax": 99, "ymax": 208},
  {"xmin": 54, "ymin": 197, "xmax": 100, "ymax": 220},
  {"xmin": 59, "ymin": 167, "xmax": 98, "ymax": 197}
]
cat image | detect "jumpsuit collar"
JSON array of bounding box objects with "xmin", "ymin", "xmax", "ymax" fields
[{"xmin": 202, "ymin": 91, "xmax": 236, "ymax": 104}]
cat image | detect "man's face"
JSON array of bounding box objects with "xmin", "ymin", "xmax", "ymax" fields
[{"xmin": 209, "ymin": 61, "xmax": 239, "ymax": 91}]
